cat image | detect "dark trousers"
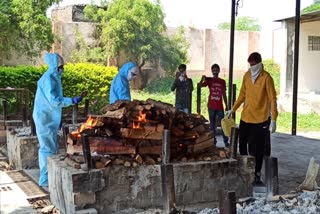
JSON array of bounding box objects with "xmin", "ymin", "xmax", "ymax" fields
[
  {"xmin": 239, "ymin": 119, "xmax": 269, "ymax": 175},
  {"xmin": 208, "ymin": 108, "xmax": 229, "ymax": 146}
]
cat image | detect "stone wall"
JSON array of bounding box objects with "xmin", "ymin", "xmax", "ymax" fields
[{"xmin": 48, "ymin": 155, "xmax": 255, "ymax": 213}]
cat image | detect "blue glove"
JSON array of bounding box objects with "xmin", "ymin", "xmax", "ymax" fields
[{"xmin": 72, "ymin": 96, "xmax": 83, "ymax": 104}]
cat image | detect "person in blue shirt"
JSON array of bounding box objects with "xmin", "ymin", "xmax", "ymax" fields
[
  {"xmin": 109, "ymin": 61, "xmax": 139, "ymax": 104},
  {"xmin": 33, "ymin": 53, "xmax": 87, "ymax": 187}
]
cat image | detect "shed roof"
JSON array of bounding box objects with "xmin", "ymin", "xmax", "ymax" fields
[{"xmin": 275, "ymin": 10, "xmax": 320, "ymax": 23}]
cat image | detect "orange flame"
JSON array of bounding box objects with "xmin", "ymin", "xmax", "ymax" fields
[
  {"xmin": 79, "ymin": 115, "xmax": 97, "ymax": 133},
  {"xmin": 138, "ymin": 111, "xmax": 146, "ymax": 122},
  {"xmin": 132, "ymin": 111, "xmax": 147, "ymax": 129},
  {"xmin": 71, "ymin": 115, "xmax": 97, "ymax": 137}
]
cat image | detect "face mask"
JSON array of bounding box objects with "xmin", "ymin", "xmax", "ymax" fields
[
  {"xmin": 58, "ymin": 68, "xmax": 64, "ymax": 74},
  {"xmin": 127, "ymin": 66, "xmax": 138, "ymax": 81},
  {"xmin": 250, "ymin": 63, "xmax": 262, "ymax": 73},
  {"xmin": 179, "ymin": 72, "xmax": 186, "ymax": 81}
]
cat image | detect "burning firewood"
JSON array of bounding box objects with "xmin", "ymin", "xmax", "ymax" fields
[{"xmin": 63, "ymin": 99, "xmax": 228, "ymax": 169}]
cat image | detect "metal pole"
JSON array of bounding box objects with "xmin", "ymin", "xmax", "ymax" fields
[
  {"xmin": 22, "ymin": 107, "xmax": 27, "ymax": 127},
  {"xmin": 72, "ymin": 104, "xmax": 78, "ymax": 125},
  {"xmin": 162, "ymin": 129, "xmax": 171, "ymax": 164},
  {"xmin": 84, "ymin": 99, "xmax": 89, "ymax": 117},
  {"xmin": 2, "ymin": 100, "xmax": 7, "ymax": 129},
  {"xmin": 232, "ymin": 84, "xmax": 237, "ymax": 120},
  {"xmin": 264, "ymin": 157, "xmax": 279, "ymax": 197},
  {"xmin": 292, "ymin": 0, "xmax": 301, "ymax": 135},
  {"xmin": 218, "ymin": 189, "xmax": 236, "ymax": 214},
  {"xmin": 63, "ymin": 125, "xmax": 69, "ymax": 150},
  {"xmin": 30, "ymin": 118, "xmax": 36, "ymax": 136},
  {"xmin": 197, "ymin": 83, "xmax": 201, "ymax": 115},
  {"xmin": 81, "ymin": 133, "xmax": 92, "ymax": 170},
  {"xmin": 228, "ymin": 0, "xmax": 236, "ymax": 110},
  {"xmin": 230, "ymin": 127, "xmax": 239, "ymax": 159},
  {"xmin": 161, "ymin": 129, "xmax": 175, "ymax": 213}
]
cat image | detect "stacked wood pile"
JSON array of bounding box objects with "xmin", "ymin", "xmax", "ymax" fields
[{"xmin": 65, "ymin": 99, "xmax": 228, "ymax": 169}]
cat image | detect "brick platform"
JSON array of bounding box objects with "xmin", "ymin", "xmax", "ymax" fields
[{"xmin": 48, "ymin": 155, "xmax": 255, "ymax": 213}]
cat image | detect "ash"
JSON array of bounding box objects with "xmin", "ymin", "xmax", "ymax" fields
[{"xmin": 197, "ymin": 191, "xmax": 320, "ymax": 214}]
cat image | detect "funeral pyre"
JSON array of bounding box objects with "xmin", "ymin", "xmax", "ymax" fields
[{"xmin": 64, "ymin": 99, "xmax": 228, "ymax": 169}]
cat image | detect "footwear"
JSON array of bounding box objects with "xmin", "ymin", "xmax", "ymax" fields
[{"xmin": 252, "ymin": 173, "xmax": 264, "ymax": 186}]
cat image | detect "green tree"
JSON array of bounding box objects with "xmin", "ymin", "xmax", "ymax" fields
[
  {"xmin": 302, "ymin": 1, "xmax": 320, "ymax": 13},
  {"xmin": 217, "ymin": 16, "xmax": 261, "ymax": 31},
  {"xmin": 83, "ymin": 0, "xmax": 189, "ymax": 73},
  {"xmin": 0, "ymin": 0, "xmax": 59, "ymax": 62}
]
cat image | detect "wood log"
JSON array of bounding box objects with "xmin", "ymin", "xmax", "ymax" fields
[
  {"xmin": 124, "ymin": 161, "xmax": 131, "ymax": 167},
  {"xmin": 100, "ymin": 100, "xmax": 129, "ymax": 112},
  {"xmin": 146, "ymin": 98, "xmax": 177, "ymax": 114},
  {"xmin": 189, "ymin": 138, "xmax": 214, "ymax": 153},
  {"xmin": 121, "ymin": 128, "xmax": 163, "ymax": 140},
  {"xmin": 171, "ymin": 127, "xmax": 184, "ymax": 137},
  {"xmin": 67, "ymin": 144, "xmax": 136, "ymax": 155},
  {"xmin": 64, "ymin": 157, "xmax": 81, "ymax": 169},
  {"xmin": 132, "ymin": 162, "xmax": 138, "ymax": 168},
  {"xmin": 219, "ymin": 150, "xmax": 227, "ymax": 158},
  {"xmin": 195, "ymin": 132, "xmax": 214, "ymax": 144},
  {"xmin": 135, "ymin": 155, "xmax": 143, "ymax": 164},
  {"xmin": 95, "ymin": 161, "xmax": 105, "ymax": 169},
  {"xmin": 100, "ymin": 157, "xmax": 112, "ymax": 167},
  {"xmin": 183, "ymin": 130, "xmax": 200, "ymax": 140},
  {"xmin": 113, "ymin": 158, "xmax": 125, "ymax": 165},
  {"xmin": 145, "ymin": 156, "xmax": 156, "ymax": 165},
  {"xmin": 193, "ymin": 125, "xmax": 206, "ymax": 133},
  {"xmin": 138, "ymin": 145, "xmax": 162, "ymax": 155},
  {"xmin": 104, "ymin": 107, "xmax": 126, "ymax": 119},
  {"xmin": 69, "ymin": 155, "xmax": 85, "ymax": 164}
]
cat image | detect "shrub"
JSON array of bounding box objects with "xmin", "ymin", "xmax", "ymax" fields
[
  {"xmin": 0, "ymin": 63, "xmax": 117, "ymax": 114},
  {"xmin": 263, "ymin": 59, "xmax": 280, "ymax": 94}
]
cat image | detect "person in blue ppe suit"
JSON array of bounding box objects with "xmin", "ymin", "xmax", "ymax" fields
[
  {"xmin": 33, "ymin": 53, "xmax": 87, "ymax": 187},
  {"xmin": 109, "ymin": 61, "xmax": 139, "ymax": 104}
]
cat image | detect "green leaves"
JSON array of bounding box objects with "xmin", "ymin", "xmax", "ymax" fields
[
  {"xmin": 83, "ymin": 0, "xmax": 189, "ymax": 73},
  {"xmin": 0, "ymin": 63, "xmax": 117, "ymax": 114},
  {"xmin": 218, "ymin": 16, "xmax": 261, "ymax": 31},
  {"xmin": 302, "ymin": 3, "xmax": 320, "ymax": 13},
  {"xmin": 0, "ymin": 0, "xmax": 55, "ymax": 61}
]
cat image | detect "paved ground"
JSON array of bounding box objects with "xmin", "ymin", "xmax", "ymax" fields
[
  {"xmin": 0, "ymin": 171, "xmax": 36, "ymax": 214},
  {"xmin": 216, "ymin": 131, "xmax": 320, "ymax": 194}
]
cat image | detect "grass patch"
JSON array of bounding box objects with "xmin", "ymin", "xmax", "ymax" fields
[{"xmin": 132, "ymin": 59, "xmax": 320, "ymax": 132}]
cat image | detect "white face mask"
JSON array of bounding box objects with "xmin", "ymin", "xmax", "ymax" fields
[
  {"xmin": 250, "ymin": 62, "xmax": 262, "ymax": 83},
  {"xmin": 127, "ymin": 66, "xmax": 138, "ymax": 81},
  {"xmin": 250, "ymin": 63, "xmax": 262, "ymax": 73}
]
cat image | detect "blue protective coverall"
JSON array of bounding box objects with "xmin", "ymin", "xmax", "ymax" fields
[
  {"xmin": 33, "ymin": 53, "xmax": 73, "ymax": 187},
  {"xmin": 109, "ymin": 61, "xmax": 137, "ymax": 104}
]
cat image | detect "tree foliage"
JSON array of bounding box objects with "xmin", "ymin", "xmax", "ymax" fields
[
  {"xmin": 0, "ymin": 0, "xmax": 59, "ymax": 62},
  {"xmin": 82, "ymin": 0, "xmax": 189, "ymax": 73},
  {"xmin": 302, "ymin": 2, "xmax": 320, "ymax": 13},
  {"xmin": 217, "ymin": 16, "xmax": 261, "ymax": 31}
]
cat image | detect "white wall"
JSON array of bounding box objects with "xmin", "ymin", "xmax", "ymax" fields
[{"xmin": 298, "ymin": 21, "xmax": 320, "ymax": 93}]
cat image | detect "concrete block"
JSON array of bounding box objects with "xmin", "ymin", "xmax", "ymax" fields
[
  {"xmin": 7, "ymin": 130, "xmax": 38, "ymax": 169},
  {"xmin": 71, "ymin": 170, "xmax": 105, "ymax": 192},
  {"xmin": 74, "ymin": 192, "xmax": 96, "ymax": 209},
  {"xmin": 75, "ymin": 208, "xmax": 98, "ymax": 214},
  {"xmin": 182, "ymin": 191, "xmax": 193, "ymax": 204}
]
